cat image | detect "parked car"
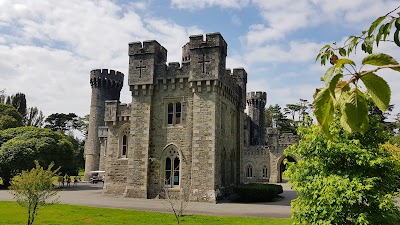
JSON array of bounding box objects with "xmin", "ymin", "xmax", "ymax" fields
[{"xmin": 88, "ymin": 171, "xmax": 105, "ymax": 184}]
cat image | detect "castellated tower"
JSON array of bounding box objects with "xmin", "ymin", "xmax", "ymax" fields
[
  {"xmin": 84, "ymin": 69, "xmax": 123, "ymax": 179},
  {"xmin": 247, "ymin": 91, "xmax": 267, "ymax": 145}
]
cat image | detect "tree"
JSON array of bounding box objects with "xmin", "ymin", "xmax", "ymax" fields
[
  {"xmin": 314, "ymin": 6, "xmax": 400, "ymax": 135},
  {"xmin": 25, "ymin": 107, "xmax": 44, "ymax": 127},
  {"xmin": 285, "ymin": 116, "xmax": 400, "ymax": 224},
  {"xmin": 9, "ymin": 160, "xmax": 59, "ymax": 225},
  {"xmin": 0, "ymin": 89, "xmax": 6, "ymax": 104},
  {"xmin": 6, "ymin": 93, "xmax": 27, "ymax": 120},
  {"xmin": 44, "ymin": 113, "xmax": 79, "ymax": 135},
  {"xmin": 265, "ymin": 104, "xmax": 296, "ymax": 133},
  {"xmin": 77, "ymin": 114, "xmax": 89, "ymax": 138},
  {"xmin": 0, "ymin": 126, "xmax": 76, "ymax": 186},
  {"xmin": 0, "ymin": 103, "xmax": 23, "ymax": 130}
]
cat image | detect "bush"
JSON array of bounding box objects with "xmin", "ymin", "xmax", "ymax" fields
[{"xmin": 233, "ymin": 183, "xmax": 283, "ymax": 202}]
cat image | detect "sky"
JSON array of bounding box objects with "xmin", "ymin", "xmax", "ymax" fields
[{"xmin": 1, "ymin": 0, "xmax": 400, "ymax": 119}]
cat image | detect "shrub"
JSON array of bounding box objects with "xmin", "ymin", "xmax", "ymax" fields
[{"xmin": 233, "ymin": 183, "xmax": 283, "ymax": 202}]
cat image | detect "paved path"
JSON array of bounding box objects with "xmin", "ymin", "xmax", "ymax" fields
[{"xmin": 0, "ymin": 182, "xmax": 295, "ymax": 218}]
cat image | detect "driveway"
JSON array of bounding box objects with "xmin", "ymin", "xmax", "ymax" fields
[{"xmin": 0, "ymin": 182, "xmax": 294, "ymax": 218}]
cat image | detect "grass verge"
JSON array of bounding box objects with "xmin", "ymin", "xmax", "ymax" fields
[{"xmin": 0, "ymin": 201, "xmax": 292, "ymax": 225}]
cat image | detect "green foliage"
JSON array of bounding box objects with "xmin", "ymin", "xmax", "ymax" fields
[
  {"xmin": 233, "ymin": 183, "xmax": 283, "ymax": 202},
  {"xmin": 0, "ymin": 103, "xmax": 23, "ymax": 130},
  {"xmin": 0, "ymin": 202, "xmax": 293, "ymax": 225},
  {"xmin": 265, "ymin": 104, "xmax": 296, "ymax": 133},
  {"xmin": 265, "ymin": 100, "xmax": 311, "ymax": 134},
  {"xmin": 285, "ymin": 117, "xmax": 400, "ymax": 225},
  {"xmin": 0, "ymin": 126, "xmax": 76, "ymax": 186},
  {"xmin": 314, "ymin": 7, "xmax": 400, "ymax": 135},
  {"xmin": 9, "ymin": 160, "xmax": 59, "ymax": 225},
  {"xmin": 382, "ymin": 142, "xmax": 400, "ymax": 162},
  {"xmin": 44, "ymin": 113, "xmax": 80, "ymax": 135}
]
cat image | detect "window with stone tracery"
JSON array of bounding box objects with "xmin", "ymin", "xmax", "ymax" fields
[
  {"xmin": 246, "ymin": 164, "xmax": 253, "ymax": 178},
  {"xmin": 163, "ymin": 147, "xmax": 180, "ymax": 188}
]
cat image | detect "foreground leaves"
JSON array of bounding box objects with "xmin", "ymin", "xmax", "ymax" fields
[
  {"xmin": 314, "ymin": 7, "xmax": 400, "ymax": 135},
  {"xmin": 285, "ymin": 119, "xmax": 400, "ymax": 225}
]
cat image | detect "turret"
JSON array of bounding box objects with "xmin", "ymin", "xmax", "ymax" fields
[
  {"xmin": 188, "ymin": 32, "xmax": 227, "ymax": 81},
  {"xmin": 128, "ymin": 40, "xmax": 167, "ymax": 86},
  {"xmin": 85, "ymin": 69, "xmax": 124, "ymax": 179},
  {"xmin": 232, "ymin": 68, "xmax": 247, "ymax": 108},
  {"xmin": 246, "ymin": 91, "xmax": 267, "ymax": 145}
]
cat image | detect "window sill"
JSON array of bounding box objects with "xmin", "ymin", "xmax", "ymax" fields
[
  {"xmin": 163, "ymin": 187, "xmax": 181, "ymax": 191},
  {"xmin": 165, "ymin": 125, "xmax": 184, "ymax": 128},
  {"xmin": 118, "ymin": 157, "xmax": 129, "ymax": 160}
]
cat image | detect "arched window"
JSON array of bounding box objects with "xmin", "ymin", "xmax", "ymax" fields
[
  {"xmin": 246, "ymin": 164, "xmax": 253, "ymax": 178},
  {"xmin": 166, "ymin": 102, "xmax": 182, "ymax": 126},
  {"xmin": 164, "ymin": 147, "xmax": 180, "ymax": 188},
  {"xmin": 119, "ymin": 126, "xmax": 129, "ymax": 158},
  {"xmin": 262, "ymin": 165, "xmax": 268, "ymax": 179}
]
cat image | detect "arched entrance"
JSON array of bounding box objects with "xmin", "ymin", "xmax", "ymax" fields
[{"xmin": 279, "ymin": 156, "xmax": 296, "ymax": 183}]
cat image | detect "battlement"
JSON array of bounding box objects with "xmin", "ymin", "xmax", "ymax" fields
[
  {"xmin": 90, "ymin": 69, "xmax": 124, "ymax": 89},
  {"xmin": 128, "ymin": 40, "xmax": 167, "ymax": 62},
  {"xmin": 246, "ymin": 92, "xmax": 267, "ymax": 107},
  {"xmin": 188, "ymin": 32, "xmax": 227, "ymax": 52},
  {"xmin": 247, "ymin": 92, "xmax": 266, "ymax": 101},
  {"xmin": 232, "ymin": 68, "xmax": 247, "ymax": 82}
]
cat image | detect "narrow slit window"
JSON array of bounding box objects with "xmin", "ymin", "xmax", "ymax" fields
[
  {"xmin": 167, "ymin": 103, "xmax": 174, "ymax": 125},
  {"xmin": 122, "ymin": 134, "xmax": 128, "ymax": 158},
  {"xmin": 175, "ymin": 103, "xmax": 181, "ymax": 124}
]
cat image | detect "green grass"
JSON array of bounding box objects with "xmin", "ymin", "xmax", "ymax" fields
[{"xmin": 0, "ymin": 201, "xmax": 293, "ymax": 225}]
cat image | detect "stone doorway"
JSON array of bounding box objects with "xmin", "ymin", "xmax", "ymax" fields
[{"xmin": 279, "ymin": 156, "xmax": 296, "ymax": 183}]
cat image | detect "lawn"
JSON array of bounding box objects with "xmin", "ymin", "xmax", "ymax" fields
[{"xmin": 0, "ymin": 201, "xmax": 293, "ymax": 225}]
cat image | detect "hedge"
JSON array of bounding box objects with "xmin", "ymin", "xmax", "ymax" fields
[{"xmin": 233, "ymin": 183, "xmax": 283, "ymax": 202}]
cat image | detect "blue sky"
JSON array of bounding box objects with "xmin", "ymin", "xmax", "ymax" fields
[{"xmin": 1, "ymin": 0, "xmax": 400, "ymax": 118}]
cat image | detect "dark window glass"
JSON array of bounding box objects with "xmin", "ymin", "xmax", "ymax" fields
[
  {"xmin": 173, "ymin": 157, "xmax": 180, "ymax": 185},
  {"xmin": 122, "ymin": 135, "xmax": 127, "ymax": 157}
]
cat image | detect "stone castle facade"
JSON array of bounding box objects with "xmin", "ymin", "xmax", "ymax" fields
[{"xmin": 84, "ymin": 33, "xmax": 298, "ymax": 202}]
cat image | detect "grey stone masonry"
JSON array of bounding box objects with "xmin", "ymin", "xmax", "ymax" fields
[
  {"xmin": 84, "ymin": 32, "xmax": 299, "ymax": 203},
  {"xmin": 84, "ymin": 69, "xmax": 123, "ymax": 180},
  {"xmin": 247, "ymin": 92, "xmax": 267, "ymax": 146}
]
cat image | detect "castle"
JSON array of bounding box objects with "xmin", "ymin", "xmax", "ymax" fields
[{"xmin": 84, "ymin": 33, "xmax": 299, "ymax": 202}]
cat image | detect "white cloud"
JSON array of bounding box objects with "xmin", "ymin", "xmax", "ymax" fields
[
  {"xmin": 170, "ymin": 0, "xmax": 249, "ymax": 10},
  {"xmin": 245, "ymin": 41, "xmax": 323, "ymax": 64},
  {"xmin": 0, "ymin": 0, "xmax": 204, "ymax": 117}
]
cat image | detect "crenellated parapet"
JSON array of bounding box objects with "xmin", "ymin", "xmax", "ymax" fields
[
  {"xmin": 104, "ymin": 100, "xmax": 131, "ymax": 125},
  {"xmin": 128, "ymin": 40, "xmax": 167, "ymax": 62},
  {"xmin": 188, "ymin": 33, "xmax": 227, "ymax": 81},
  {"xmin": 278, "ymin": 133, "xmax": 300, "ymax": 146},
  {"xmin": 90, "ymin": 69, "xmax": 124, "ymax": 90},
  {"xmin": 246, "ymin": 92, "xmax": 267, "ymax": 107},
  {"xmin": 128, "ymin": 40, "xmax": 167, "ymax": 86},
  {"xmin": 188, "ymin": 33, "xmax": 227, "ymax": 53}
]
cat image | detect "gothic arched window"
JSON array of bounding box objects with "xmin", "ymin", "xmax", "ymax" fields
[
  {"xmin": 246, "ymin": 164, "xmax": 253, "ymax": 178},
  {"xmin": 163, "ymin": 147, "xmax": 180, "ymax": 188},
  {"xmin": 262, "ymin": 165, "xmax": 268, "ymax": 179}
]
